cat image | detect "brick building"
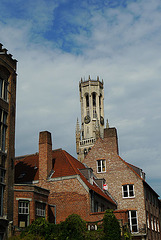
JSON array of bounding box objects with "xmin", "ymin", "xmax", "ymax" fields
[
  {"xmin": 14, "ymin": 131, "xmax": 129, "ymax": 231},
  {"xmin": 0, "ymin": 44, "xmax": 17, "ymax": 239},
  {"xmin": 83, "ymin": 127, "xmax": 161, "ymax": 240}
]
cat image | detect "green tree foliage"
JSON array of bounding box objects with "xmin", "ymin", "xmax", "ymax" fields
[
  {"xmin": 20, "ymin": 218, "xmax": 57, "ymax": 240},
  {"xmin": 102, "ymin": 210, "xmax": 121, "ymax": 240},
  {"xmin": 58, "ymin": 214, "xmax": 86, "ymax": 240}
]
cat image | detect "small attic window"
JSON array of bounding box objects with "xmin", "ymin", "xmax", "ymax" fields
[{"xmin": 18, "ymin": 173, "xmax": 26, "ymax": 179}]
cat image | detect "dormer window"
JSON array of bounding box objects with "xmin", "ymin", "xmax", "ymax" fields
[{"xmin": 97, "ymin": 159, "xmax": 106, "ymax": 173}]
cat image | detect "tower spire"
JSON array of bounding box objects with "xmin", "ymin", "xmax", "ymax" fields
[{"xmin": 76, "ymin": 76, "xmax": 105, "ymax": 162}]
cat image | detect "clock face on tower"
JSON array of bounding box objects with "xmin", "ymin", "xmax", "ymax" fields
[
  {"xmin": 100, "ymin": 116, "xmax": 104, "ymax": 125},
  {"xmin": 84, "ymin": 115, "xmax": 90, "ymax": 124}
]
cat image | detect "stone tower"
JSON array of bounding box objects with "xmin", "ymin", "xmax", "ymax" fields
[{"xmin": 76, "ymin": 76, "xmax": 105, "ymax": 162}]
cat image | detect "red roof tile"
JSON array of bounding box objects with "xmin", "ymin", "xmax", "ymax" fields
[{"xmin": 15, "ymin": 149, "xmax": 116, "ymax": 205}]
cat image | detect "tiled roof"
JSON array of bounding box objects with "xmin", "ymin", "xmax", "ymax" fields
[
  {"xmin": 15, "ymin": 149, "xmax": 116, "ymax": 205},
  {"xmin": 15, "ymin": 154, "xmax": 39, "ymax": 183}
]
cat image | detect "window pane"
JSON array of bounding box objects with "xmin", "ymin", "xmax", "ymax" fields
[
  {"xmin": 102, "ymin": 160, "xmax": 105, "ymax": 171},
  {"xmin": 3, "ymin": 112, "xmax": 7, "ymax": 124},
  {"xmin": 4, "ymin": 82, "xmax": 8, "ymax": 101},
  {"xmin": 131, "ymin": 211, "xmax": 136, "ymax": 218},
  {"xmin": 0, "ymin": 79, "xmax": 3, "ymax": 98},
  {"xmin": 0, "ymin": 185, "xmax": 4, "ymax": 216},
  {"xmin": 98, "ymin": 166, "xmax": 101, "ymax": 172},
  {"xmin": 2, "ymin": 126, "xmax": 6, "ymax": 152},
  {"xmin": 132, "ymin": 225, "xmax": 138, "ymax": 232}
]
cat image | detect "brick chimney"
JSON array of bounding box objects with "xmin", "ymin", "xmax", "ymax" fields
[
  {"xmin": 104, "ymin": 128, "xmax": 119, "ymax": 155},
  {"xmin": 39, "ymin": 131, "xmax": 52, "ymax": 180}
]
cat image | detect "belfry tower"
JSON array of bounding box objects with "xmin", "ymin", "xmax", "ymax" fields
[{"xmin": 76, "ymin": 76, "xmax": 105, "ymax": 162}]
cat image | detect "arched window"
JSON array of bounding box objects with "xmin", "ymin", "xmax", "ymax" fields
[
  {"xmin": 99, "ymin": 94, "xmax": 102, "ymax": 107},
  {"xmin": 86, "ymin": 94, "xmax": 89, "ymax": 107},
  {"xmin": 92, "ymin": 92, "xmax": 96, "ymax": 106}
]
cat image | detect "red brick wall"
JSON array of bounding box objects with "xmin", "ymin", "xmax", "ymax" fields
[
  {"xmin": 39, "ymin": 131, "xmax": 52, "ymax": 180},
  {"xmin": 14, "ymin": 184, "xmax": 49, "ymax": 227},
  {"xmin": 35, "ymin": 177, "xmax": 91, "ymax": 223},
  {"xmin": 83, "ymin": 131, "xmax": 147, "ymax": 233}
]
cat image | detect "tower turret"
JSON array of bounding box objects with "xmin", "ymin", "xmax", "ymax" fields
[{"xmin": 76, "ymin": 76, "xmax": 105, "ymax": 162}]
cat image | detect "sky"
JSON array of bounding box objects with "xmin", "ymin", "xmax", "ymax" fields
[{"xmin": 0, "ymin": 0, "xmax": 161, "ymax": 196}]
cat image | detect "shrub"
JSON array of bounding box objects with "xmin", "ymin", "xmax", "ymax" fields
[
  {"xmin": 102, "ymin": 210, "xmax": 121, "ymax": 240},
  {"xmin": 20, "ymin": 218, "xmax": 57, "ymax": 240},
  {"xmin": 59, "ymin": 214, "xmax": 86, "ymax": 240}
]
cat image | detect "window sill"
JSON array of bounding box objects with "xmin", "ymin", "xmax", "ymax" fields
[{"xmin": 123, "ymin": 197, "xmax": 135, "ymax": 199}]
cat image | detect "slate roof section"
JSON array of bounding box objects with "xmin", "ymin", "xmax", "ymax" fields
[{"xmin": 15, "ymin": 149, "xmax": 116, "ymax": 205}]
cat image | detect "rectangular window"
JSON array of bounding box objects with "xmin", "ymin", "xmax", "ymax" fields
[
  {"xmin": 0, "ymin": 79, "xmax": 2, "ymax": 98},
  {"xmin": 122, "ymin": 184, "xmax": 134, "ymax": 198},
  {"xmin": 154, "ymin": 217, "xmax": 157, "ymax": 231},
  {"xmin": 94, "ymin": 201, "xmax": 98, "ymax": 212},
  {"xmin": 4, "ymin": 82, "xmax": 8, "ymax": 101},
  {"xmin": 0, "ymin": 185, "xmax": 4, "ymax": 216},
  {"xmin": 97, "ymin": 160, "xmax": 106, "ymax": 173},
  {"xmin": 151, "ymin": 215, "xmax": 154, "ymax": 230},
  {"xmin": 147, "ymin": 212, "xmax": 150, "ymax": 229},
  {"xmin": 128, "ymin": 210, "xmax": 138, "ymax": 233},
  {"xmin": 18, "ymin": 201, "xmax": 29, "ymax": 227},
  {"xmin": 0, "ymin": 79, "xmax": 8, "ymax": 101},
  {"xmin": 0, "ymin": 169, "xmax": 5, "ymax": 183},
  {"xmin": 36, "ymin": 202, "xmax": 46, "ymax": 218},
  {"xmin": 101, "ymin": 204, "xmax": 104, "ymax": 212},
  {"xmin": 2, "ymin": 126, "xmax": 7, "ymax": 152},
  {"xmin": 157, "ymin": 219, "xmax": 160, "ymax": 232}
]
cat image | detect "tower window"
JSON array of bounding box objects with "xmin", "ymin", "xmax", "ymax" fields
[
  {"xmin": 92, "ymin": 93, "xmax": 96, "ymax": 106},
  {"xmin": 86, "ymin": 94, "xmax": 89, "ymax": 107}
]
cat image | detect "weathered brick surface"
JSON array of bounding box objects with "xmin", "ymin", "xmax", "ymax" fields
[
  {"xmin": 83, "ymin": 128, "xmax": 161, "ymax": 240},
  {"xmin": 0, "ymin": 45, "xmax": 17, "ymax": 238},
  {"xmin": 14, "ymin": 184, "xmax": 49, "ymax": 227}
]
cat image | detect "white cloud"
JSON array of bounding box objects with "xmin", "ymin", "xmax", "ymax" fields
[{"xmin": 0, "ymin": 0, "xmax": 161, "ymax": 196}]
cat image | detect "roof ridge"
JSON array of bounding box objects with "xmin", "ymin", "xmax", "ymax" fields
[
  {"xmin": 62, "ymin": 150, "xmax": 80, "ymax": 175},
  {"xmin": 15, "ymin": 153, "xmax": 38, "ymax": 160}
]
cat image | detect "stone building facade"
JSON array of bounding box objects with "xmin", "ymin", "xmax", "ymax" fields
[
  {"xmin": 76, "ymin": 76, "xmax": 105, "ymax": 162},
  {"xmin": 0, "ymin": 44, "xmax": 17, "ymax": 240}
]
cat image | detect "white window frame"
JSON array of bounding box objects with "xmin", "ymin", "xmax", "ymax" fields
[
  {"xmin": 147, "ymin": 212, "xmax": 150, "ymax": 229},
  {"xmin": 97, "ymin": 159, "xmax": 106, "ymax": 173},
  {"xmin": 122, "ymin": 184, "xmax": 135, "ymax": 198},
  {"xmin": 151, "ymin": 215, "xmax": 154, "ymax": 230},
  {"xmin": 36, "ymin": 202, "xmax": 46, "ymax": 218},
  {"xmin": 154, "ymin": 217, "xmax": 157, "ymax": 231},
  {"xmin": 18, "ymin": 200, "xmax": 30, "ymax": 228},
  {"xmin": 157, "ymin": 219, "xmax": 160, "ymax": 232},
  {"xmin": 128, "ymin": 210, "xmax": 138, "ymax": 233}
]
